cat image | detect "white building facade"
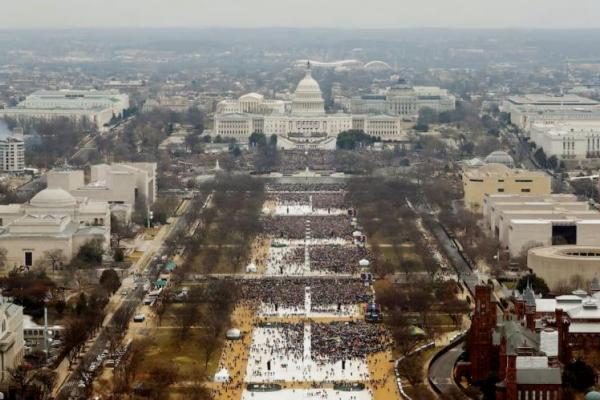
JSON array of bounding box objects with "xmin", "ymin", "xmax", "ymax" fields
[
  {"xmin": 502, "ymin": 94, "xmax": 600, "ymax": 134},
  {"xmin": 0, "ymin": 136, "xmax": 25, "ymax": 173},
  {"xmin": 0, "ymin": 301, "xmax": 24, "ymax": 383},
  {"xmin": 529, "ymin": 121, "xmax": 600, "ymax": 160},
  {"xmin": 47, "ymin": 162, "xmax": 156, "ymax": 221},
  {"xmin": 214, "ymin": 66, "xmax": 408, "ymax": 143},
  {"xmin": 0, "ymin": 188, "xmax": 110, "ymax": 269},
  {"xmin": 349, "ymin": 82, "xmax": 456, "ymax": 117},
  {"xmin": 0, "ymin": 89, "xmax": 129, "ymax": 129}
]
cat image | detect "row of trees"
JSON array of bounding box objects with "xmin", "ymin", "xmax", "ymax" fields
[
  {"xmin": 2, "ymin": 116, "xmax": 95, "ymax": 168},
  {"xmin": 181, "ymin": 174, "xmax": 265, "ymax": 274},
  {"xmin": 336, "ymin": 129, "xmax": 376, "ymax": 150}
]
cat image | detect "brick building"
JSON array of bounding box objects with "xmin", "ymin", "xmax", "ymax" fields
[{"xmin": 467, "ymin": 285, "xmax": 562, "ymax": 400}]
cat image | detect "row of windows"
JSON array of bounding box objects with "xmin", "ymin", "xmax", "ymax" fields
[
  {"xmin": 497, "ymin": 188, "xmax": 531, "ymax": 193},
  {"xmin": 517, "ymin": 389, "xmax": 558, "ymax": 400}
]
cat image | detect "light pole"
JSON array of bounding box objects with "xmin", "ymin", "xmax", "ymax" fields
[{"xmin": 147, "ymin": 206, "xmax": 153, "ymax": 229}]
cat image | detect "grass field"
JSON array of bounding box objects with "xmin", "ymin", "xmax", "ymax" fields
[{"xmin": 138, "ymin": 328, "xmax": 222, "ymax": 381}]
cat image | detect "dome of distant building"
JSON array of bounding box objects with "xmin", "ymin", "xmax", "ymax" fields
[
  {"xmin": 295, "ymin": 73, "xmax": 322, "ymax": 95},
  {"xmin": 364, "ymin": 60, "xmax": 392, "ymax": 70},
  {"xmin": 30, "ymin": 188, "xmax": 77, "ymax": 208},
  {"xmin": 485, "ymin": 151, "xmax": 515, "ymax": 168},
  {"xmin": 585, "ymin": 391, "xmax": 600, "ymax": 400},
  {"xmin": 291, "ymin": 63, "xmax": 325, "ymax": 116}
]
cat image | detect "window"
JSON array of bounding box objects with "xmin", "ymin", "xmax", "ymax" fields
[
  {"xmin": 498, "ymin": 188, "xmax": 505, "ymax": 192},
  {"xmin": 515, "ymin": 179, "xmax": 533, "ymax": 183},
  {"xmin": 521, "ymin": 188, "xmax": 531, "ymax": 193},
  {"xmin": 24, "ymin": 251, "xmax": 32, "ymax": 267}
]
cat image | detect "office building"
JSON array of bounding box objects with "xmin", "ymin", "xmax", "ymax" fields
[
  {"xmin": 503, "ymin": 94, "xmax": 600, "ymax": 134},
  {"xmin": 529, "ymin": 121, "xmax": 600, "ymax": 161},
  {"xmin": 462, "ymin": 164, "xmax": 552, "ymax": 212},
  {"xmin": 0, "ymin": 136, "xmax": 24, "ymax": 173},
  {"xmin": 47, "ymin": 162, "xmax": 156, "ymax": 221},
  {"xmin": 0, "ymin": 89, "xmax": 129, "ymax": 129}
]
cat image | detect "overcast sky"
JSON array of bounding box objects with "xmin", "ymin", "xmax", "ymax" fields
[{"xmin": 2, "ymin": 0, "xmax": 600, "ymax": 29}]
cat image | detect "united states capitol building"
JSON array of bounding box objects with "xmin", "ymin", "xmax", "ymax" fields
[{"xmin": 214, "ymin": 64, "xmax": 453, "ymax": 149}]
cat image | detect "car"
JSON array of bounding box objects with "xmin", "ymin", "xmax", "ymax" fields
[
  {"xmin": 121, "ymin": 290, "xmax": 128, "ymax": 296},
  {"xmin": 133, "ymin": 314, "xmax": 145, "ymax": 323}
]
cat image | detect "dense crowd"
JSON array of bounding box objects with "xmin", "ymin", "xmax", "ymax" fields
[
  {"xmin": 276, "ymin": 150, "xmax": 338, "ymax": 172},
  {"xmin": 254, "ymin": 322, "xmax": 304, "ymax": 360},
  {"xmin": 240, "ymin": 279, "xmax": 306, "ymax": 309},
  {"xmin": 262, "ymin": 216, "xmax": 352, "ymax": 239},
  {"xmin": 309, "ymin": 245, "xmax": 373, "ymax": 274},
  {"xmin": 309, "ymin": 216, "xmax": 353, "ymax": 239},
  {"xmin": 267, "ymin": 192, "xmax": 347, "ymax": 210},
  {"xmin": 311, "ymin": 322, "xmax": 390, "ymax": 362},
  {"xmin": 265, "ymin": 183, "xmax": 347, "ymax": 192},
  {"xmin": 237, "ymin": 278, "xmax": 371, "ymax": 309},
  {"xmin": 310, "ymin": 280, "xmax": 372, "ymax": 309},
  {"xmin": 262, "ymin": 216, "xmax": 306, "ymax": 239}
]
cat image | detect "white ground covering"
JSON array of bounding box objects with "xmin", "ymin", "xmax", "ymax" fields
[
  {"xmin": 274, "ymin": 204, "xmax": 347, "ymax": 216},
  {"xmin": 245, "ymin": 325, "xmax": 369, "ymax": 383},
  {"xmin": 265, "ymin": 238, "xmax": 353, "ymax": 276},
  {"xmin": 241, "ymin": 389, "xmax": 373, "ymax": 400},
  {"xmin": 265, "ymin": 244, "xmax": 307, "ymax": 275}
]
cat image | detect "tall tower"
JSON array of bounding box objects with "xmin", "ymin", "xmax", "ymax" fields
[{"xmin": 469, "ymin": 285, "xmax": 496, "ymax": 382}]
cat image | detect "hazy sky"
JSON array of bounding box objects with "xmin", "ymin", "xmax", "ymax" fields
[{"xmin": 2, "ymin": 0, "xmax": 600, "ymax": 29}]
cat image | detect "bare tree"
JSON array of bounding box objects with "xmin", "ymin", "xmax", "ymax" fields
[
  {"xmin": 173, "ymin": 301, "xmax": 200, "ymax": 343},
  {"xmin": 397, "ymin": 354, "xmax": 424, "ymax": 388},
  {"xmin": 199, "ymin": 334, "xmax": 220, "ymax": 371}
]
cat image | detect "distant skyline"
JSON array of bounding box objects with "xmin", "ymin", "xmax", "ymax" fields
[{"xmin": 2, "ymin": 0, "xmax": 600, "ymax": 30}]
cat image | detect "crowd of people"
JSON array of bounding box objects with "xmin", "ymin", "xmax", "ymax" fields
[
  {"xmin": 309, "ymin": 216, "xmax": 353, "ymax": 239},
  {"xmin": 265, "ymin": 183, "xmax": 347, "ymax": 192},
  {"xmin": 212, "ymin": 180, "xmax": 401, "ymax": 398},
  {"xmin": 311, "ymin": 322, "xmax": 390, "ymax": 363},
  {"xmin": 254, "ymin": 322, "xmax": 304, "ymax": 360},
  {"xmin": 309, "ymin": 245, "xmax": 373, "ymax": 274},
  {"xmin": 262, "ymin": 215, "xmax": 353, "ymax": 240},
  {"xmin": 237, "ymin": 278, "xmax": 371, "ymax": 310},
  {"xmin": 310, "ymin": 279, "xmax": 372, "ymax": 309},
  {"xmin": 262, "ymin": 216, "xmax": 307, "ymax": 239},
  {"xmin": 275, "ymin": 150, "xmax": 338, "ymax": 173},
  {"xmin": 266, "ymin": 192, "xmax": 347, "ymax": 210},
  {"xmin": 239, "ymin": 279, "xmax": 306, "ymax": 309}
]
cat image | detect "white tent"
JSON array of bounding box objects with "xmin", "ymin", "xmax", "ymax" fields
[
  {"xmin": 246, "ymin": 262, "xmax": 257, "ymax": 273},
  {"xmin": 359, "ymin": 259, "xmax": 370, "ymax": 267},
  {"xmin": 226, "ymin": 328, "xmax": 242, "ymax": 340},
  {"xmin": 214, "ymin": 368, "xmax": 230, "ymax": 383}
]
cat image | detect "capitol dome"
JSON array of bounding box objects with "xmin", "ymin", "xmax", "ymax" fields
[
  {"xmin": 485, "ymin": 151, "xmax": 515, "ymax": 168},
  {"xmin": 291, "ymin": 63, "xmax": 325, "ymax": 116},
  {"xmin": 295, "ymin": 73, "xmax": 322, "ymax": 94},
  {"xmin": 30, "ymin": 188, "xmax": 77, "ymax": 208}
]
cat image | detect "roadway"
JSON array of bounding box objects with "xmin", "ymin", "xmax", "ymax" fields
[
  {"xmin": 70, "ymin": 116, "xmax": 134, "ymax": 162},
  {"xmin": 428, "ymin": 342, "xmax": 466, "ymax": 398},
  {"xmin": 421, "ymin": 217, "xmax": 474, "ymax": 398},
  {"xmin": 53, "ymin": 197, "xmax": 197, "ymax": 399}
]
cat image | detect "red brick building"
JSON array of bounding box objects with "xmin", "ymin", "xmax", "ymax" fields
[{"xmin": 467, "ymin": 284, "xmax": 562, "ymax": 400}]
